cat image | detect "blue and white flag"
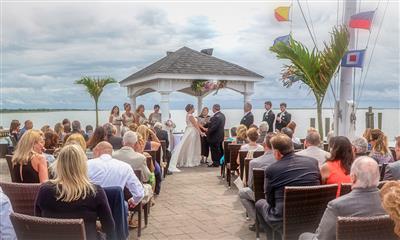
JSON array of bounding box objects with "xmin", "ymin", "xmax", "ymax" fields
[
  {"xmin": 273, "ymin": 34, "xmax": 291, "ymax": 46},
  {"xmin": 341, "ymin": 49, "xmax": 366, "ymax": 68}
]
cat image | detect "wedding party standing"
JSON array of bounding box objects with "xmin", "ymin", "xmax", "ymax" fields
[
  {"xmin": 240, "ymin": 102, "xmax": 254, "ymax": 128},
  {"xmin": 109, "ymin": 106, "xmax": 122, "ymax": 137},
  {"xmin": 262, "ymin": 101, "xmax": 275, "ymax": 133},
  {"xmin": 275, "ymin": 102, "xmax": 291, "ymax": 131},
  {"xmin": 197, "ymin": 107, "xmax": 211, "ymax": 163},
  {"xmin": 204, "ymin": 104, "xmax": 226, "ymax": 167},
  {"xmin": 122, "ymin": 103, "xmax": 135, "ymax": 130},
  {"xmin": 168, "ymin": 104, "xmax": 203, "ymax": 172},
  {"xmin": 148, "ymin": 104, "xmax": 162, "ymax": 126}
]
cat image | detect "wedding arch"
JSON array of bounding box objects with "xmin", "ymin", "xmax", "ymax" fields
[{"xmin": 120, "ymin": 46, "xmax": 264, "ymax": 123}]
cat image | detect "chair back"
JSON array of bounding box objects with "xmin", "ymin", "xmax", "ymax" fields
[
  {"xmin": 134, "ymin": 169, "xmax": 143, "ymax": 183},
  {"xmin": 340, "ymin": 183, "xmax": 352, "ymax": 196},
  {"xmin": 227, "ymin": 143, "xmax": 241, "ymax": 169},
  {"xmin": 239, "ymin": 150, "xmax": 264, "ymax": 181},
  {"xmin": 253, "ymin": 168, "xmax": 265, "ymax": 202},
  {"xmin": 323, "ymin": 143, "xmax": 329, "ymax": 151},
  {"xmin": 10, "ymin": 212, "xmax": 86, "ymax": 240},
  {"xmin": 144, "ymin": 150, "xmax": 157, "ymax": 166},
  {"xmin": 5, "ymin": 154, "xmax": 17, "ymax": 182},
  {"xmin": 223, "ymin": 141, "xmax": 232, "ymax": 163},
  {"xmin": 0, "ymin": 181, "xmax": 41, "ymax": 215},
  {"xmin": 336, "ymin": 215, "xmax": 398, "ymax": 240},
  {"xmin": 244, "ymin": 158, "xmax": 252, "ymax": 186},
  {"xmin": 283, "ymin": 184, "xmax": 338, "ymax": 240},
  {"xmin": 104, "ymin": 187, "xmax": 129, "ymax": 240},
  {"xmin": 145, "ymin": 155, "xmax": 153, "ymax": 170},
  {"xmin": 379, "ymin": 163, "xmax": 388, "ymax": 181},
  {"xmin": 389, "ymin": 147, "xmax": 396, "ymax": 161}
]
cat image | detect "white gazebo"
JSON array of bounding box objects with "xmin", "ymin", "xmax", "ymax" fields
[{"xmin": 120, "ymin": 47, "xmax": 264, "ymax": 123}]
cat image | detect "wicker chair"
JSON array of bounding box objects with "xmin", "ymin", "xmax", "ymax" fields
[
  {"xmin": 336, "ymin": 215, "xmax": 398, "ymax": 240},
  {"xmin": 280, "ymin": 184, "xmax": 338, "ymax": 240},
  {"xmin": 10, "ymin": 212, "xmax": 86, "ymax": 240},
  {"xmin": 238, "ymin": 150, "xmax": 264, "ymax": 181},
  {"xmin": 222, "ymin": 140, "xmax": 232, "ymax": 178},
  {"xmin": 0, "ymin": 181, "xmax": 41, "ymax": 215},
  {"xmin": 5, "ymin": 154, "xmax": 17, "ymax": 182},
  {"xmin": 226, "ymin": 143, "xmax": 242, "ymax": 187},
  {"xmin": 253, "ymin": 168, "xmax": 265, "ymax": 239}
]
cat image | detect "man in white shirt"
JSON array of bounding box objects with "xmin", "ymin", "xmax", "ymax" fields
[
  {"xmin": 113, "ymin": 131, "xmax": 153, "ymax": 203},
  {"xmin": 296, "ymin": 131, "xmax": 330, "ymax": 167},
  {"xmin": 0, "ymin": 187, "xmax": 17, "ymax": 240},
  {"xmin": 88, "ymin": 141, "xmax": 144, "ymax": 207}
]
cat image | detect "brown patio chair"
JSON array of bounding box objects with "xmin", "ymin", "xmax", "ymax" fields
[
  {"xmin": 0, "ymin": 181, "xmax": 41, "ymax": 215},
  {"xmin": 380, "ymin": 163, "xmax": 388, "ymax": 181},
  {"xmin": 5, "ymin": 154, "xmax": 17, "ymax": 182},
  {"xmin": 389, "ymin": 147, "xmax": 397, "ymax": 161},
  {"xmin": 226, "ymin": 143, "xmax": 242, "ymax": 187},
  {"xmin": 279, "ymin": 184, "xmax": 338, "ymax": 240},
  {"xmin": 340, "ymin": 183, "xmax": 352, "ymax": 196},
  {"xmin": 253, "ymin": 168, "xmax": 265, "ymax": 239},
  {"xmin": 130, "ymin": 169, "xmax": 151, "ymax": 237},
  {"xmin": 10, "ymin": 212, "xmax": 86, "ymax": 240},
  {"xmin": 238, "ymin": 150, "xmax": 264, "ymax": 182},
  {"xmin": 336, "ymin": 215, "xmax": 398, "ymax": 240},
  {"xmin": 222, "ymin": 140, "xmax": 232, "ymax": 178}
]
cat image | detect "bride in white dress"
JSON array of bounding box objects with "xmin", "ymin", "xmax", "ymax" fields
[{"xmin": 168, "ymin": 104, "xmax": 203, "ymax": 172}]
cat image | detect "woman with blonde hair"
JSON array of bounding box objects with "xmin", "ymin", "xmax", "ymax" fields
[
  {"xmin": 136, "ymin": 125, "xmax": 161, "ymax": 151},
  {"xmin": 380, "ymin": 181, "xmax": 400, "ymax": 237},
  {"xmin": 369, "ymin": 129, "xmax": 394, "ymax": 164},
  {"xmin": 65, "ymin": 133, "xmax": 87, "ymax": 151},
  {"xmin": 235, "ymin": 124, "xmax": 248, "ymax": 144},
  {"xmin": 35, "ymin": 144, "xmax": 115, "ymax": 240},
  {"xmin": 12, "ymin": 129, "xmax": 48, "ymax": 183}
]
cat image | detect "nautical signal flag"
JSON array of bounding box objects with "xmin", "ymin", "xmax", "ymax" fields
[
  {"xmin": 341, "ymin": 49, "xmax": 366, "ymax": 68},
  {"xmin": 274, "ymin": 6, "xmax": 290, "ymax": 21},
  {"xmin": 273, "ymin": 34, "xmax": 291, "ymax": 46},
  {"xmin": 349, "ymin": 11, "xmax": 375, "ymax": 30}
]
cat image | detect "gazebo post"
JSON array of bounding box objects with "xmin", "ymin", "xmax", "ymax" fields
[
  {"xmin": 129, "ymin": 95, "xmax": 137, "ymax": 110},
  {"xmin": 160, "ymin": 91, "xmax": 171, "ymax": 123},
  {"xmin": 197, "ymin": 96, "xmax": 203, "ymax": 115},
  {"xmin": 243, "ymin": 92, "xmax": 253, "ymax": 104}
]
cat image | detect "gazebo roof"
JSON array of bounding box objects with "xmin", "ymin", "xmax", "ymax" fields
[{"xmin": 120, "ymin": 46, "xmax": 263, "ymax": 85}]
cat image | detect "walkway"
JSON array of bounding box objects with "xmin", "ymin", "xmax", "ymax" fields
[{"xmin": 0, "ymin": 160, "xmax": 260, "ymax": 240}]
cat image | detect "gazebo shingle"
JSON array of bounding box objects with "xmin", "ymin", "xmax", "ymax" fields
[{"xmin": 120, "ymin": 46, "xmax": 263, "ymax": 83}]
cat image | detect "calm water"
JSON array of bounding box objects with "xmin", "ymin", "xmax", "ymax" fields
[{"xmin": 1, "ymin": 108, "xmax": 399, "ymax": 141}]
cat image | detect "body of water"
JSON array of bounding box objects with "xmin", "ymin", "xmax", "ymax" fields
[{"xmin": 1, "ymin": 108, "xmax": 399, "ymax": 142}]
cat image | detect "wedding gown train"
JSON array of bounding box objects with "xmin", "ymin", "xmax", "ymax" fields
[{"xmin": 168, "ymin": 114, "xmax": 202, "ymax": 172}]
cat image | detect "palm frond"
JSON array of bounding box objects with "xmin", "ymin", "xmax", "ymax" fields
[{"xmin": 75, "ymin": 76, "xmax": 117, "ymax": 101}]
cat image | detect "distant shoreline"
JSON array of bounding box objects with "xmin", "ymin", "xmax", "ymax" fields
[{"xmin": 1, "ymin": 107, "xmax": 399, "ymax": 113}]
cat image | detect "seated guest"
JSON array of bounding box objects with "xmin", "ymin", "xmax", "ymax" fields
[
  {"xmin": 87, "ymin": 141, "xmax": 144, "ymax": 207},
  {"xmin": 235, "ymin": 124, "xmax": 248, "ymax": 144},
  {"xmin": 35, "ymin": 144, "xmax": 115, "ymax": 240},
  {"xmin": 113, "ymin": 131, "xmax": 153, "ymax": 203},
  {"xmin": 257, "ymin": 122, "xmax": 269, "ymax": 144},
  {"xmin": 384, "ymin": 136, "xmax": 400, "ymax": 180},
  {"xmin": 351, "ymin": 137, "xmax": 369, "ymax": 158},
  {"xmin": 9, "ymin": 119, "xmax": 20, "ymax": 143},
  {"xmin": 255, "ymin": 134, "xmax": 321, "ymax": 239},
  {"xmin": 296, "ymin": 131, "xmax": 330, "ymax": 167},
  {"xmin": 11, "ymin": 129, "xmax": 48, "ymax": 183},
  {"xmin": 86, "ymin": 127, "xmax": 106, "ymax": 150},
  {"xmin": 70, "ymin": 120, "xmax": 89, "ymax": 141},
  {"xmin": 40, "ymin": 125, "xmax": 51, "ymax": 134},
  {"xmin": 380, "ymin": 181, "xmax": 400, "ymax": 237},
  {"xmin": 44, "ymin": 130, "xmax": 59, "ymax": 150},
  {"xmin": 237, "ymin": 128, "xmax": 264, "ymax": 165},
  {"xmin": 65, "ymin": 133, "xmax": 87, "ymax": 151},
  {"xmin": 280, "ymin": 127, "xmax": 302, "ymax": 149},
  {"xmin": 54, "ymin": 123, "xmax": 64, "ymax": 140},
  {"xmin": 239, "ymin": 133, "xmax": 276, "ymax": 231},
  {"xmin": 86, "ymin": 125, "xmax": 94, "ymax": 139},
  {"xmin": 369, "ymin": 129, "xmax": 394, "ymax": 164},
  {"xmin": 286, "ymin": 121, "xmax": 301, "ymax": 145},
  {"xmin": 153, "ymin": 122, "xmax": 169, "ymax": 149},
  {"xmin": 321, "ymin": 136, "xmax": 353, "ymax": 197},
  {"xmin": 18, "ymin": 120, "xmax": 33, "ymax": 139},
  {"xmin": 226, "ymin": 127, "xmax": 237, "ymax": 142},
  {"xmin": 1, "ymin": 187, "xmax": 17, "ymax": 239},
  {"xmin": 103, "ymin": 123, "xmax": 123, "ymax": 150},
  {"xmin": 300, "ymin": 156, "xmax": 386, "ymax": 240}
]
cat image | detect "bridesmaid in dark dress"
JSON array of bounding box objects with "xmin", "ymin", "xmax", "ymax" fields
[
  {"xmin": 11, "ymin": 129, "xmax": 48, "ymax": 183},
  {"xmin": 197, "ymin": 107, "xmax": 211, "ymax": 163},
  {"xmin": 35, "ymin": 144, "xmax": 115, "ymax": 240}
]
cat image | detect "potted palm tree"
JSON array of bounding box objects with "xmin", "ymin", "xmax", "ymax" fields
[
  {"xmin": 75, "ymin": 76, "xmax": 117, "ymax": 127},
  {"xmin": 270, "ymin": 26, "xmax": 349, "ymax": 137}
]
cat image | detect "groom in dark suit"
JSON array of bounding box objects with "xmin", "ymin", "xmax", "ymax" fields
[
  {"xmin": 262, "ymin": 101, "xmax": 275, "ymax": 133},
  {"xmin": 204, "ymin": 104, "xmax": 226, "ymax": 167}
]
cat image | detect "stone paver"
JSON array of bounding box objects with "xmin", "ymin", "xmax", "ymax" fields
[{"xmin": 0, "ymin": 160, "xmax": 265, "ymax": 240}]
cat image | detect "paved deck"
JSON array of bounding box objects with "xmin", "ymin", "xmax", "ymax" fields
[{"xmin": 0, "ymin": 160, "xmax": 262, "ymax": 240}]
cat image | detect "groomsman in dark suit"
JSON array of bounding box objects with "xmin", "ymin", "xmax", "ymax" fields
[
  {"xmin": 240, "ymin": 102, "xmax": 254, "ymax": 128},
  {"xmin": 275, "ymin": 102, "xmax": 291, "ymax": 131},
  {"xmin": 262, "ymin": 101, "xmax": 275, "ymax": 133},
  {"xmin": 204, "ymin": 104, "xmax": 226, "ymax": 167}
]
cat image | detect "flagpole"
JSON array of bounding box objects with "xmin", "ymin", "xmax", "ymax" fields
[{"xmin": 336, "ymin": 0, "xmax": 357, "ymax": 139}]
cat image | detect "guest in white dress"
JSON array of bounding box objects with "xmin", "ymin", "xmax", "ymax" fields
[{"xmin": 168, "ymin": 104, "xmax": 203, "ymax": 172}]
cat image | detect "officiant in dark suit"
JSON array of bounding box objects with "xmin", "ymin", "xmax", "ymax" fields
[
  {"xmin": 204, "ymin": 104, "xmax": 226, "ymax": 167},
  {"xmin": 275, "ymin": 102, "xmax": 291, "ymax": 131},
  {"xmin": 240, "ymin": 102, "xmax": 254, "ymax": 128},
  {"xmin": 262, "ymin": 101, "xmax": 275, "ymax": 133}
]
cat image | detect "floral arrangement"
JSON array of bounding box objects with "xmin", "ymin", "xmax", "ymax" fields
[{"xmin": 191, "ymin": 80, "xmax": 227, "ymax": 95}]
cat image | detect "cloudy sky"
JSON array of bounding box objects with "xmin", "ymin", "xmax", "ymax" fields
[{"xmin": 2, "ymin": 0, "xmax": 399, "ymax": 110}]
